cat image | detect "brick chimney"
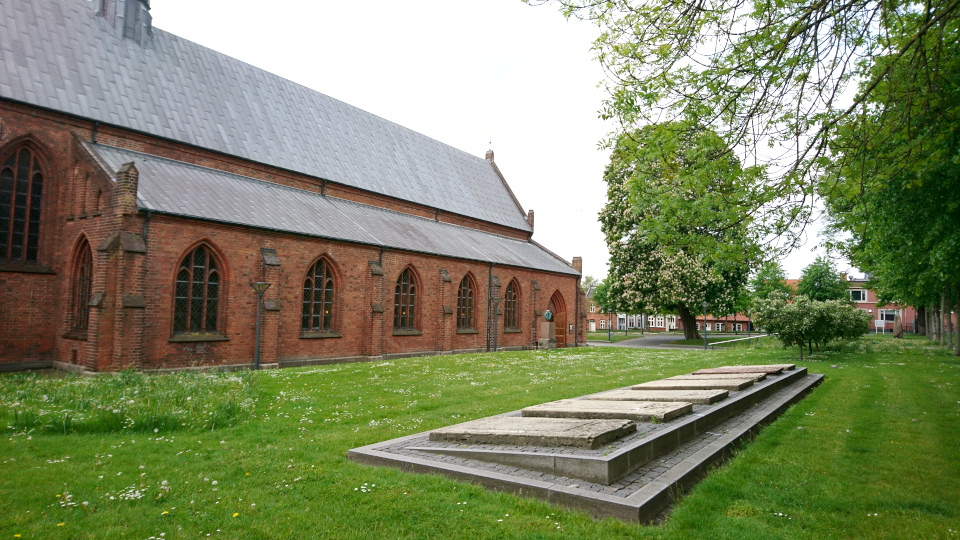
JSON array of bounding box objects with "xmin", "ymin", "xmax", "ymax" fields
[
  {"xmin": 572, "ymin": 257, "xmax": 582, "ymax": 273},
  {"xmin": 485, "ymin": 149, "xmax": 494, "ymax": 161},
  {"xmin": 526, "ymin": 209, "xmax": 534, "ymax": 229},
  {"xmin": 115, "ymin": 162, "xmax": 139, "ymax": 216}
]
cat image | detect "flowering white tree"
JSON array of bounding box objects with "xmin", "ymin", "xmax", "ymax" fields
[{"xmin": 600, "ymin": 124, "xmax": 757, "ymax": 340}]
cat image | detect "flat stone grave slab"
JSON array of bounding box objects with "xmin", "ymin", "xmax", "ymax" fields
[
  {"xmin": 521, "ymin": 399, "xmax": 693, "ymax": 422},
  {"xmin": 667, "ymin": 373, "xmax": 767, "ymax": 382},
  {"xmin": 429, "ymin": 417, "xmax": 636, "ymax": 449},
  {"xmin": 350, "ymin": 367, "xmax": 823, "ymax": 522},
  {"xmin": 632, "ymin": 378, "xmax": 754, "ymax": 391},
  {"xmin": 586, "ymin": 389, "xmax": 729, "ymax": 405},
  {"xmin": 692, "ymin": 364, "xmax": 795, "ymax": 375}
]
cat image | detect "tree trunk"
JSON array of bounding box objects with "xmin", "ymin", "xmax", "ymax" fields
[
  {"xmin": 798, "ymin": 341, "xmax": 804, "ymax": 361},
  {"xmin": 955, "ymin": 289, "xmax": 960, "ymax": 356},
  {"xmin": 677, "ymin": 303, "xmax": 701, "ymax": 340},
  {"xmin": 946, "ymin": 284, "xmax": 954, "ymax": 350},
  {"xmin": 929, "ymin": 304, "xmax": 936, "ymax": 342},
  {"xmin": 941, "ymin": 291, "xmax": 947, "ymax": 347},
  {"xmin": 917, "ymin": 306, "xmax": 926, "ymax": 336}
]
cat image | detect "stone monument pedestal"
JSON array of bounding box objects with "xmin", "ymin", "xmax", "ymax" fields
[{"xmin": 539, "ymin": 321, "xmax": 556, "ymax": 350}]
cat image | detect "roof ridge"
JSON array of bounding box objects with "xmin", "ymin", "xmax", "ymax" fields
[{"xmin": 0, "ymin": 0, "xmax": 532, "ymax": 232}]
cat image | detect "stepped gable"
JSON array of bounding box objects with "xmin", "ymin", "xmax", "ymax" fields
[{"xmin": 0, "ymin": 0, "xmax": 531, "ymax": 231}]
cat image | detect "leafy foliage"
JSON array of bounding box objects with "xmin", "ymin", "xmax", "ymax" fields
[
  {"xmin": 754, "ymin": 294, "xmax": 872, "ymax": 358},
  {"xmin": 797, "ymin": 256, "xmax": 849, "ymax": 302},
  {"xmin": 748, "ymin": 260, "xmax": 794, "ymax": 308},
  {"xmin": 590, "ymin": 277, "xmax": 613, "ymax": 313},
  {"xmin": 820, "ymin": 14, "xmax": 960, "ymax": 308},
  {"xmin": 531, "ymin": 0, "xmax": 960, "ymax": 268},
  {"xmin": 600, "ymin": 124, "xmax": 758, "ymax": 338}
]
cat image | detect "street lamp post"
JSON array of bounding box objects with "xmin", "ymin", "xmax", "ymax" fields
[
  {"xmin": 250, "ymin": 282, "xmax": 271, "ymax": 370},
  {"xmin": 701, "ymin": 301, "xmax": 709, "ymax": 350}
]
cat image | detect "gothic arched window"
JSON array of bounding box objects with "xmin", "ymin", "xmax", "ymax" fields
[
  {"xmin": 457, "ymin": 275, "xmax": 475, "ymax": 329},
  {"xmin": 72, "ymin": 240, "xmax": 93, "ymax": 330},
  {"xmin": 394, "ymin": 268, "xmax": 418, "ymax": 330},
  {"xmin": 302, "ymin": 258, "xmax": 335, "ymax": 331},
  {"xmin": 173, "ymin": 245, "xmax": 221, "ymax": 334},
  {"xmin": 0, "ymin": 147, "xmax": 44, "ymax": 261},
  {"xmin": 504, "ymin": 280, "xmax": 519, "ymax": 330}
]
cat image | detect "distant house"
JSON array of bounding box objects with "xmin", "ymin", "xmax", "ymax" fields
[{"xmin": 845, "ymin": 275, "xmax": 918, "ymax": 333}]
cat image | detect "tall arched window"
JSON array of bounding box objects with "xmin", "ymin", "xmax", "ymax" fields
[
  {"xmin": 394, "ymin": 268, "xmax": 417, "ymax": 330},
  {"xmin": 0, "ymin": 147, "xmax": 44, "ymax": 261},
  {"xmin": 72, "ymin": 240, "xmax": 93, "ymax": 331},
  {"xmin": 457, "ymin": 275, "xmax": 475, "ymax": 329},
  {"xmin": 504, "ymin": 280, "xmax": 519, "ymax": 330},
  {"xmin": 302, "ymin": 258, "xmax": 335, "ymax": 331},
  {"xmin": 173, "ymin": 245, "xmax": 221, "ymax": 334}
]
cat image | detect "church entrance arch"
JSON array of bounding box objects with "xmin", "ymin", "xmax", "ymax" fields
[{"xmin": 548, "ymin": 291, "xmax": 566, "ymax": 348}]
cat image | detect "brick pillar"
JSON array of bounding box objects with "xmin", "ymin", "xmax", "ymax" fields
[
  {"xmin": 367, "ymin": 260, "xmax": 385, "ymax": 359},
  {"xmin": 437, "ymin": 269, "xmax": 453, "ymax": 353},
  {"xmin": 258, "ymin": 248, "xmax": 282, "ymax": 367},
  {"xmin": 95, "ymin": 231, "xmax": 147, "ymax": 371}
]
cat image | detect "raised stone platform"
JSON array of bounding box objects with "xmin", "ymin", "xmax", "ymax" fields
[
  {"xmin": 632, "ymin": 378, "xmax": 755, "ymax": 391},
  {"xmin": 350, "ymin": 366, "xmax": 822, "ymax": 522},
  {"xmin": 692, "ymin": 364, "xmax": 795, "ymax": 375},
  {"xmin": 429, "ymin": 417, "xmax": 636, "ymax": 449},
  {"xmin": 586, "ymin": 389, "xmax": 728, "ymax": 405},
  {"xmin": 521, "ymin": 399, "xmax": 692, "ymax": 422},
  {"xmin": 666, "ymin": 373, "xmax": 767, "ymax": 382}
]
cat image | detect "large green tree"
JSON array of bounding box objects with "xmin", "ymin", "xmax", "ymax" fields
[
  {"xmin": 797, "ymin": 256, "xmax": 850, "ymax": 302},
  {"xmin": 748, "ymin": 260, "xmax": 794, "ymax": 307},
  {"xmin": 819, "ymin": 12, "xmax": 960, "ymax": 352},
  {"xmin": 528, "ymin": 0, "xmax": 960, "ymax": 227},
  {"xmin": 600, "ymin": 123, "xmax": 759, "ymax": 340}
]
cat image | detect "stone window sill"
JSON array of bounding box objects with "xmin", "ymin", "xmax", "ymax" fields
[
  {"xmin": 299, "ymin": 330, "xmax": 342, "ymax": 339},
  {"xmin": 456, "ymin": 328, "xmax": 480, "ymax": 334},
  {"xmin": 168, "ymin": 332, "xmax": 229, "ymax": 343},
  {"xmin": 392, "ymin": 328, "xmax": 423, "ymax": 336},
  {"xmin": 504, "ymin": 327, "xmax": 522, "ymax": 333},
  {"xmin": 0, "ymin": 260, "xmax": 56, "ymax": 274},
  {"xmin": 62, "ymin": 328, "xmax": 88, "ymax": 341}
]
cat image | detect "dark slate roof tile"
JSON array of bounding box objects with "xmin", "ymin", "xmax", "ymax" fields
[
  {"xmin": 0, "ymin": 0, "xmax": 530, "ymax": 231},
  {"xmin": 87, "ymin": 143, "xmax": 575, "ymax": 276}
]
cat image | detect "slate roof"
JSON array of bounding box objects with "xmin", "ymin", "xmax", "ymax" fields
[
  {"xmin": 86, "ymin": 142, "xmax": 577, "ymax": 275},
  {"xmin": 0, "ymin": 0, "xmax": 531, "ymax": 232}
]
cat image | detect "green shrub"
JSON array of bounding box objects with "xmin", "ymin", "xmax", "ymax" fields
[{"xmin": 753, "ymin": 293, "xmax": 872, "ymax": 358}]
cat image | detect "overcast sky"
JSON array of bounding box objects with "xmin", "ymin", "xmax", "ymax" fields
[{"xmin": 148, "ymin": 0, "xmax": 838, "ymax": 280}]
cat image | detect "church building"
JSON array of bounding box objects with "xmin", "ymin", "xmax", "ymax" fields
[{"xmin": 0, "ymin": 0, "xmax": 585, "ymax": 372}]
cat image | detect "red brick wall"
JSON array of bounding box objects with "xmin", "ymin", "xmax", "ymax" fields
[{"xmin": 0, "ymin": 100, "xmax": 580, "ymax": 370}]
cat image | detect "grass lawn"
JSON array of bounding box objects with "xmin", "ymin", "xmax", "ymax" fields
[
  {"xmin": 667, "ymin": 336, "xmax": 758, "ymax": 347},
  {"xmin": 586, "ymin": 330, "xmax": 652, "ymax": 342},
  {"xmin": 2, "ymin": 337, "xmax": 958, "ymax": 539}
]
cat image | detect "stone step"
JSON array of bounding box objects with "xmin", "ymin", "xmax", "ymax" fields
[
  {"xmin": 521, "ymin": 399, "xmax": 693, "ymax": 422},
  {"xmin": 408, "ymin": 367, "xmax": 810, "ymax": 485},
  {"xmin": 692, "ymin": 363, "xmax": 795, "ymax": 375},
  {"xmin": 585, "ymin": 389, "xmax": 728, "ymax": 405},
  {"xmin": 632, "ymin": 378, "xmax": 755, "ymax": 391},
  {"xmin": 666, "ymin": 373, "xmax": 766, "ymax": 382},
  {"xmin": 428, "ymin": 417, "xmax": 636, "ymax": 449}
]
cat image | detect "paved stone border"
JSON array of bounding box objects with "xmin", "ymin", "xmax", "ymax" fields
[{"xmin": 349, "ymin": 371, "xmax": 823, "ymax": 522}]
